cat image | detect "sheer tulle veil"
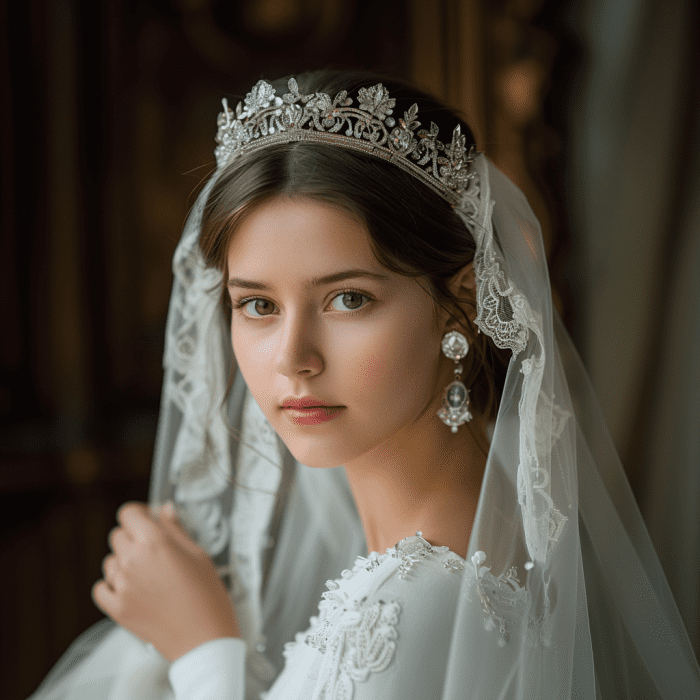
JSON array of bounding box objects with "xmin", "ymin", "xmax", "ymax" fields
[{"xmin": 28, "ymin": 77, "xmax": 700, "ymax": 700}]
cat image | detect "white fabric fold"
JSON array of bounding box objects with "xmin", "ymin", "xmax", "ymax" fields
[{"xmin": 169, "ymin": 638, "xmax": 246, "ymax": 700}]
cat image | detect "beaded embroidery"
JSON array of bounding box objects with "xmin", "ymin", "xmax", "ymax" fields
[
  {"xmin": 306, "ymin": 587, "xmax": 401, "ymax": 700},
  {"xmin": 391, "ymin": 531, "xmax": 450, "ymax": 579},
  {"xmin": 298, "ymin": 533, "xmax": 458, "ymax": 698}
]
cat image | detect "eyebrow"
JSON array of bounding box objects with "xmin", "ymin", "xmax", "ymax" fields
[{"xmin": 227, "ymin": 269, "xmax": 391, "ymax": 291}]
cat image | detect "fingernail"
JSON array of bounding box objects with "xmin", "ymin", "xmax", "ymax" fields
[{"xmin": 162, "ymin": 501, "xmax": 176, "ymax": 516}]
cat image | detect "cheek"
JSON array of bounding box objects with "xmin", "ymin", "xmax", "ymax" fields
[
  {"xmin": 345, "ymin": 311, "xmax": 441, "ymax": 411},
  {"xmin": 230, "ymin": 326, "xmax": 276, "ymax": 400}
]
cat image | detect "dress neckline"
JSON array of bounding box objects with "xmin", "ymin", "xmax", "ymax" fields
[
  {"xmin": 356, "ymin": 531, "xmax": 467, "ymax": 580},
  {"xmin": 368, "ymin": 530, "xmax": 467, "ymax": 562},
  {"xmin": 326, "ymin": 531, "xmax": 468, "ymax": 592}
]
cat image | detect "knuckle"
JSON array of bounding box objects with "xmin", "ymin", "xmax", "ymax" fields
[
  {"xmin": 110, "ymin": 594, "xmax": 126, "ymax": 618},
  {"xmin": 102, "ymin": 554, "xmax": 116, "ymax": 576},
  {"xmin": 116, "ymin": 501, "xmax": 143, "ymax": 522},
  {"xmin": 107, "ymin": 527, "xmax": 120, "ymax": 549},
  {"xmin": 92, "ymin": 580, "xmax": 108, "ymax": 607},
  {"xmin": 143, "ymin": 526, "xmax": 166, "ymax": 550},
  {"xmin": 118, "ymin": 548, "xmax": 135, "ymax": 568}
]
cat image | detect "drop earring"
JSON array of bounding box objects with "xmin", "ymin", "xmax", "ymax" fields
[{"xmin": 438, "ymin": 331, "xmax": 473, "ymax": 433}]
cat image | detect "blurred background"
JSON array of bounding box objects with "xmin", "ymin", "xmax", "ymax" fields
[{"xmin": 1, "ymin": 0, "xmax": 698, "ymax": 697}]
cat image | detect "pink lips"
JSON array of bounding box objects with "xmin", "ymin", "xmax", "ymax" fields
[{"xmin": 281, "ymin": 396, "xmax": 345, "ymax": 425}]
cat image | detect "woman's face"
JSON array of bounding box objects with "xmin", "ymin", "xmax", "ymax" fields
[{"xmin": 226, "ymin": 197, "xmax": 448, "ymax": 468}]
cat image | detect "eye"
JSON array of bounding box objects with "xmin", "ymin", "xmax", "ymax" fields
[
  {"xmin": 242, "ymin": 298, "xmax": 277, "ymax": 317},
  {"xmin": 329, "ymin": 292, "xmax": 368, "ymax": 312}
]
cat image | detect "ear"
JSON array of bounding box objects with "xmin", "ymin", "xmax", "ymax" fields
[
  {"xmin": 453, "ymin": 260, "xmax": 476, "ymax": 292},
  {"xmin": 443, "ymin": 261, "xmax": 477, "ymax": 332}
]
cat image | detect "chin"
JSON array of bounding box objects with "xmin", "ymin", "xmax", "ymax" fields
[
  {"xmin": 272, "ymin": 423, "xmax": 372, "ymax": 469},
  {"xmin": 278, "ymin": 435, "xmax": 359, "ymax": 469}
]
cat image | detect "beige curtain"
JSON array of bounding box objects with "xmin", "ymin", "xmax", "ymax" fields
[{"xmin": 564, "ymin": 0, "xmax": 700, "ymax": 657}]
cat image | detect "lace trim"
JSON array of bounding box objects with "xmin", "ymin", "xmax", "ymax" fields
[
  {"xmin": 458, "ymin": 171, "xmax": 529, "ymax": 356},
  {"xmin": 448, "ymin": 551, "xmax": 553, "ymax": 648},
  {"xmin": 456, "ymin": 158, "xmax": 571, "ymax": 564},
  {"xmin": 335, "ymin": 532, "xmax": 455, "ymax": 583},
  {"xmin": 160, "ymin": 182, "xmax": 234, "ymax": 558}
]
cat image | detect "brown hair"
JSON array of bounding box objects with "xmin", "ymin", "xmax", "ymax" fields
[{"xmin": 199, "ymin": 70, "xmax": 510, "ymax": 421}]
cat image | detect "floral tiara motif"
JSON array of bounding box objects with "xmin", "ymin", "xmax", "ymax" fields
[{"xmin": 214, "ymin": 79, "xmax": 479, "ymax": 207}]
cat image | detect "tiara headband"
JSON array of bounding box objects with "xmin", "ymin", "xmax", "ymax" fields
[
  {"xmin": 212, "ymin": 77, "xmax": 532, "ymax": 359},
  {"xmin": 214, "ymin": 79, "xmax": 479, "ymax": 208}
]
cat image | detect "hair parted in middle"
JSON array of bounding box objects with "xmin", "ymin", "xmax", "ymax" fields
[{"xmin": 198, "ymin": 69, "xmax": 510, "ymax": 421}]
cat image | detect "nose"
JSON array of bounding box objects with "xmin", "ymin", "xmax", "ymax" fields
[{"xmin": 273, "ymin": 310, "xmax": 323, "ymax": 378}]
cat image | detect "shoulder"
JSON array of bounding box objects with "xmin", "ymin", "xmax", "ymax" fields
[
  {"xmin": 319, "ymin": 532, "xmax": 465, "ymax": 614},
  {"xmin": 305, "ymin": 534, "xmax": 466, "ymax": 700},
  {"xmin": 362, "ymin": 534, "xmax": 465, "ymax": 621}
]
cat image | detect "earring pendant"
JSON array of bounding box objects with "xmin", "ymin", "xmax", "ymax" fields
[{"xmin": 438, "ymin": 331, "xmax": 473, "ymax": 433}]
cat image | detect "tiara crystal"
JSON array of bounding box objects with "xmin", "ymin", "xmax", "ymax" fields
[{"xmin": 214, "ymin": 79, "xmax": 479, "ymax": 207}]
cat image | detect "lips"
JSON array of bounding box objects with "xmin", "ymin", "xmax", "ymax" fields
[
  {"xmin": 280, "ymin": 396, "xmax": 345, "ymax": 426},
  {"xmin": 281, "ymin": 396, "xmax": 337, "ymax": 409}
]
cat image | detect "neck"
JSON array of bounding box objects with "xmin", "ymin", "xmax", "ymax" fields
[{"xmin": 342, "ymin": 408, "xmax": 490, "ymax": 560}]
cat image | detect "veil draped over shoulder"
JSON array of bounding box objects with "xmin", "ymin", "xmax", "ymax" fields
[{"xmin": 28, "ymin": 78, "xmax": 700, "ymax": 700}]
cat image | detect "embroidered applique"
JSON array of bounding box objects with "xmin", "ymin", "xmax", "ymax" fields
[
  {"xmin": 390, "ymin": 531, "xmax": 450, "ymax": 579},
  {"xmin": 340, "ymin": 532, "xmax": 452, "ymax": 581},
  {"xmin": 306, "ymin": 587, "xmax": 401, "ymax": 700},
  {"xmin": 469, "ymin": 551, "xmax": 528, "ymax": 647},
  {"xmin": 293, "ymin": 533, "xmax": 472, "ymax": 697},
  {"xmin": 466, "ymin": 551, "xmax": 551, "ymax": 648}
]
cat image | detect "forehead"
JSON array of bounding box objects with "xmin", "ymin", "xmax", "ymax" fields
[{"xmin": 226, "ymin": 197, "xmax": 379, "ymax": 273}]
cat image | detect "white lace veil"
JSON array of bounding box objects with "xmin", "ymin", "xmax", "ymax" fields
[
  {"xmin": 147, "ymin": 120, "xmax": 699, "ymax": 696},
  {"xmin": 28, "ymin": 78, "xmax": 700, "ymax": 700}
]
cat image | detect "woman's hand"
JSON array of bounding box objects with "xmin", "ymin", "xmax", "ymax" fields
[{"xmin": 92, "ymin": 501, "xmax": 240, "ymax": 662}]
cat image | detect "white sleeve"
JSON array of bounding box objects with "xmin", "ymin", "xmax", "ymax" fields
[
  {"xmin": 168, "ymin": 637, "xmax": 247, "ymax": 700},
  {"xmin": 352, "ymin": 564, "xmax": 462, "ymax": 700}
]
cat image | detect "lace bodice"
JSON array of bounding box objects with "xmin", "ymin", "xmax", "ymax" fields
[{"xmin": 263, "ymin": 533, "xmax": 466, "ymax": 700}]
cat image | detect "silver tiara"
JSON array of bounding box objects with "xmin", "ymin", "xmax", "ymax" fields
[{"xmin": 214, "ymin": 79, "xmax": 479, "ymax": 207}]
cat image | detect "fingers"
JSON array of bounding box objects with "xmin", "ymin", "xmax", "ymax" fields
[
  {"xmin": 92, "ymin": 578, "xmax": 118, "ymax": 615},
  {"xmin": 159, "ymin": 512, "xmax": 206, "ymax": 557},
  {"xmin": 102, "ymin": 554, "xmax": 119, "ymax": 587},
  {"xmin": 117, "ymin": 502, "xmax": 161, "ymax": 543},
  {"xmin": 112, "ymin": 500, "xmax": 207, "ymax": 562},
  {"xmin": 108, "ymin": 525, "xmax": 131, "ymax": 554}
]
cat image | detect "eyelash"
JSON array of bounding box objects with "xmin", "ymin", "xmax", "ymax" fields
[{"xmin": 231, "ymin": 289, "xmax": 374, "ymax": 318}]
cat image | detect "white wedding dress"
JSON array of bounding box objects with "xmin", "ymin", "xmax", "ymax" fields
[
  {"xmin": 172, "ymin": 535, "xmax": 469, "ymax": 700},
  {"xmin": 30, "ymin": 532, "xmax": 477, "ymax": 700}
]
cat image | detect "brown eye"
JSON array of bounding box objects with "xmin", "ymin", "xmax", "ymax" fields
[
  {"xmin": 244, "ymin": 298, "xmax": 276, "ymax": 316},
  {"xmin": 330, "ymin": 292, "xmax": 367, "ymax": 311}
]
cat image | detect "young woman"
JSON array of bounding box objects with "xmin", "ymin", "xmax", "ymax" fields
[{"xmin": 29, "ymin": 71, "xmax": 700, "ymax": 700}]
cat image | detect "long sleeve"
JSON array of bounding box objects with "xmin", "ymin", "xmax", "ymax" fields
[{"xmin": 168, "ymin": 638, "xmax": 247, "ymax": 700}]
